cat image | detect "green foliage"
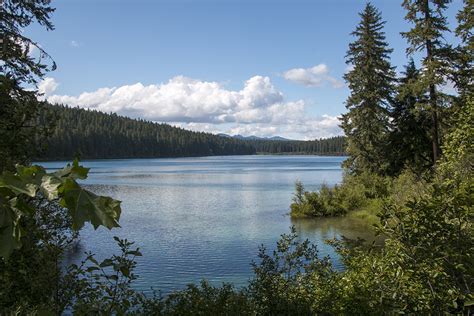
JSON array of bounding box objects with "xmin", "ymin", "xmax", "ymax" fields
[
  {"xmin": 250, "ymin": 136, "xmax": 346, "ymax": 155},
  {"xmin": 290, "ymin": 182, "xmax": 336, "ymax": 217},
  {"xmin": 372, "ymin": 100, "xmax": 474, "ymax": 312},
  {"xmin": 247, "ymin": 228, "xmax": 335, "ymax": 315},
  {"xmin": 290, "ymin": 172, "xmax": 389, "ymax": 218},
  {"xmin": 38, "ymin": 104, "xmax": 256, "ymax": 159},
  {"xmin": 0, "ymin": 1, "xmax": 57, "ymax": 172},
  {"xmin": 439, "ymin": 96, "xmax": 474, "ymax": 179},
  {"xmin": 374, "ymin": 179, "xmax": 473, "ymax": 312},
  {"xmin": 145, "ymin": 281, "xmax": 254, "ymax": 316},
  {"xmin": 292, "ymin": 180, "xmax": 305, "ymax": 205},
  {"xmin": 305, "ymin": 185, "xmax": 350, "ymax": 217},
  {"xmin": 3, "ymin": 213, "xmax": 470, "ymax": 314},
  {"xmin": 0, "ymin": 200, "xmax": 78, "ymax": 314},
  {"xmin": 0, "ymin": 76, "xmax": 53, "ymax": 172},
  {"xmin": 387, "ymin": 60, "xmax": 433, "ymax": 175},
  {"xmin": 347, "ymin": 199, "xmax": 384, "ymax": 225},
  {"xmin": 450, "ymin": 0, "xmax": 474, "ymax": 101},
  {"xmin": 387, "ymin": 169, "xmax": 430, "ymax": 206},
  {"xmin": 378, "ymin": 182, "xmax": 473, "ymax": 312},
  {"xmin": 402, "ymin": 0, "xmax": 453, "ymax": 162},
  {"xmin": 284, "ymin": 158, "xmax": 471, "ymax": 314},
  {"xmin": 0, "ymin": 0, "xmax": 56, "ymax": 85},
  {"xmin": 285, "ymin": 100, "xmax": 473, "ymax": 312},
  {"xmin": 333, "ymin": 238, "xmax": 450, "ymax": 314},
  {"xmin": 64, "ymin": 237, "xmax": 145, "ymax": 314},
  {"xmin": 0, "ymin": 0, "xmax": 58, "ymax": 173},
  {"xmin": 341, "ymin": 2, "xmax": 396, "ymax": 175},
  {"xmin": 343, "ymin": 171, "xmax": 390, "ymax": 199},
  {"xmin": 402, "ymin": 0, "xmax": 451, "ymax": 56},
  {"xmin": 0, "ymin": 160, "xmax": 121, "ymax": 258}
]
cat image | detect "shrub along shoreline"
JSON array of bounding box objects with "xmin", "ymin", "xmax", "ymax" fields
[{"xmin": 289, "ymin": 170, "xmax": 429, "ymax": 226}]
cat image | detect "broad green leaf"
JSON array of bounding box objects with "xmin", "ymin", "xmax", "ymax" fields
[
  {"xmin": 40, "ymin": 174, "xmax": 62, "ymax": 200},
  {"xmin": 0, "ymin": 161, "xmax": 121, "ymax": 259},
  {"xmin": 60, "ymin": 178, "xmax": 121, "ymax": 230},
  {"xmin": 15, "ymin": 164, "xmax": 46, "ymax": 183},
  {"xmin": 10, "ymin": 196, "xmax": 35, "ymax": 216},
  {"xmin": 0, "ymin": 204, "xmax": 22, "ymax": 258},
  {"xmin": 54, "ymin": 159, "xmax": 89, "ymax": 180},
  {"xmin": 0, "ymin": 171, "xmax": 37, "ymax": 197},
  {"xmin": 120, "ymin": 266, "xmax": 130, "ymax": 277}
]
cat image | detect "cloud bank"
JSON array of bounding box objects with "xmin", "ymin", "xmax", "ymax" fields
[{"xmin": 42, "ymin": 76, "xmax": 342, "ymax": 140}]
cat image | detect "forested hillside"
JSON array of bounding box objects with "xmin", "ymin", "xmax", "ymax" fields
[
  {"xmin": 251, "ymin": 137, "xmax": 345, "ymax": 155},
  {"xmin": 36, "ymin": 104, "xmax": 346, "ymax": 160}
]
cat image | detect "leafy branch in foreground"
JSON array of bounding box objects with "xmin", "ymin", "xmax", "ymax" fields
[
  {"xmin": 65, "ymin": 237, "xmax": 144, "ymax": 314},
  {"xmin": 0, "ymin": 159, "xmax": 121, "ymax": 258}
]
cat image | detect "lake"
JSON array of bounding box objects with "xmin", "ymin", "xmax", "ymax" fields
[{"xmin": 39, "ymin": 155, "xmax": 376, "ymax": 295}]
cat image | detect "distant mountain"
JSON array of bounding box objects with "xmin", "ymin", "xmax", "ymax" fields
[
  {"xmin": 267, "ymin": 136, "xmax": 289, "ymax": 141},
  {"xmin": 218, "ymin": 134, "xmax": 291, "ymax": 141}
]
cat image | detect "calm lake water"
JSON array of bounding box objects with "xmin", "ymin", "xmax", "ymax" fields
[{"xmin": 39, "ymin": 155, "xmax": 376, "ymax": 295}]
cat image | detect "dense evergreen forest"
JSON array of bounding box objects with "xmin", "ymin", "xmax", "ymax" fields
[
  {"xmin": 36, "ymin": 104, "xmax": 346, "ymax": 160},
  {"xmin": 251, "ymin": 137, "xmax": 345, "ymax": 155},
  {"xmin": 0, "ymin": 0, "xmax": 472, "ymax": 314}
]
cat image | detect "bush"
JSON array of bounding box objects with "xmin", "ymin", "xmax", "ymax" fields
[
  {"xmin": 144, "ymin": 281, "xmax": 254, "ymax": 316},
  {"xmin": 289, "ymin": 173, "xmax": 382, "ymax": 218},
  {"xmin": 0, "ymin": 200, "xmax": 78, "ymax": 314},
  {"xmin": 247, "ymin": 228, "xmax": 337, "ymax": 315}
]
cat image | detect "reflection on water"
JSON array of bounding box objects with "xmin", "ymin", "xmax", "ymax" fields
[
  {"xmin": 291, "ymin": 216, "xmax": 380, "ymax": 268},
  {"xmin": 292, "ymin": 216, "xmax": 378, "ymax": 242},
  {"xmin": 40, "ymin": 155, "xmax": 377, "ymax": 295}
]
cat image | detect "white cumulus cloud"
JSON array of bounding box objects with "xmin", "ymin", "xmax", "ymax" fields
[
  {"xmin": 42, "ymin": 75, "xmax": 342, "ymax": 140},
  {"xmin": 38, "ymin": 77, "xmax": 59, "ymax": 95},
  {"xmin": 283, "ymin": 64, "xmax": 344, "ymax": 88}
]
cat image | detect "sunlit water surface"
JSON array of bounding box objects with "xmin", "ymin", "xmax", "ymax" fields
[{"xmin": 39, "ymin": 155, "xmax": 376, "ymax": 295}]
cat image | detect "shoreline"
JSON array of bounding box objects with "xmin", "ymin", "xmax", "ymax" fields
[{"xmin": 33, "ymin": 153, "xmax": 348, "ymax": 163}]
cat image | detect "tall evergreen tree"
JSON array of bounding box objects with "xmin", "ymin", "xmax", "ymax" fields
[
  {"xmin": 451, "ymin": 0, "xmax": 473, "ymax": 100},
  {"xmin": 0, "ymin": 0, "xmax": 56, "ymax": 85},
  {"xmin": 401, "ymin": 0, "xmax": 452, "ymax": 163},
  {"xmin": 0, "ymin": 0, "xmax": 56, "ymax": 171},
  {"xmin": 388, "ymin": 59, "xmax": 432, "ymax": 175},
  {"xmin": 341, "ymin": 2, "xmax": 396, "ymax": 175},
  {"xmin": 0, "ymin": 77, "xmax": 50, "ymax": 171}
]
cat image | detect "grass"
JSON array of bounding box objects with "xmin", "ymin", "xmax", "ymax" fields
[{"xmin": 347, "ymin": 199, "xmax": 384, "ymax": 226}]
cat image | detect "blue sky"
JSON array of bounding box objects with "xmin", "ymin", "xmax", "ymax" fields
[{"xmin": 29, "ymin": 0, "xmax": 463, "ymax": 139}]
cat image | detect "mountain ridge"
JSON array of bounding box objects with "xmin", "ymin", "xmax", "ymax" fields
[{"xmin": 217, "ymin": 133, "xmax": 291, "ymax": 141}]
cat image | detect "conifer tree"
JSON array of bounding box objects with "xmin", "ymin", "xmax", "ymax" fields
[
  {"xmin": 341, "ymin": 2, "xmax": 396, "ymax": 175},
  {"xmin": 401, "ymin": 0, "xmax": 452, "ymax": 163},
  {"xmin": 0, "ymin": 0, "xmax": 57, "ymax": 170},
  {"xmin": 452, "ymin": 0, "xmax": 473, "ymax": 100},
  {"xmin": 0, "ymin": 0, "xmax": 56, "ymax": 85},
  {"xmin": 388, "ymin": 59, "xmax": 432, "ymax": 175}
]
